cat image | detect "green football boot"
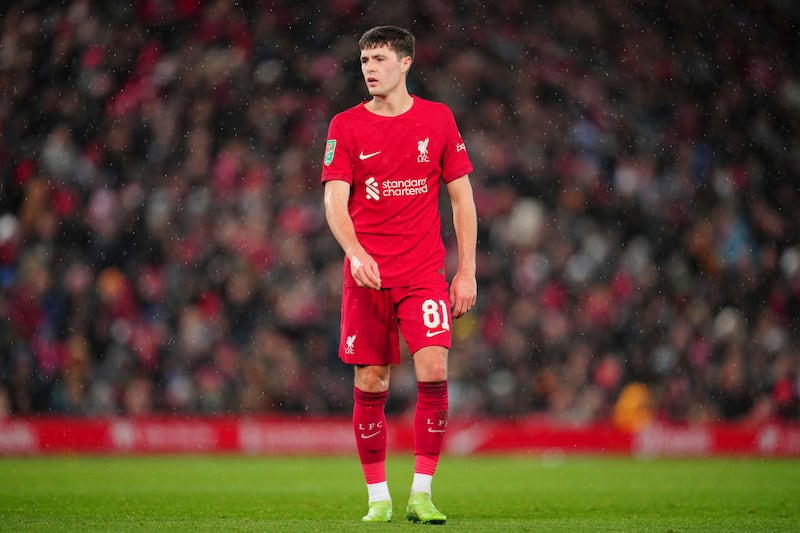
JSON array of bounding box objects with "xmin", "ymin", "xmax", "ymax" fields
[
  {"xmin": 362, "ymin": 500, "xmax": 393, "ymax": 522},
  {"xmin": 406, "ymin": 492, "xmax": 447, "ymax": 525}
]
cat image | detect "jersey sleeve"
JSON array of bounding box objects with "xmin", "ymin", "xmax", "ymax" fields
[
  {"xmin": 321, "ymin": 113, "xmax": 354, "ymax": 185},
  {"xmin": 439, "ymin": 105, "xmax": 473, "ymax": 183}
]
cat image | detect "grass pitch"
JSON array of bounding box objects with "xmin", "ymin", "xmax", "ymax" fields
[{"xmin": 1, "ymin": 454, "xmax": 798, "ymax": 532}]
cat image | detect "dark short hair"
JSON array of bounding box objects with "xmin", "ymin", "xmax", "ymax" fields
[{"xmin": 358, "ymin": 26, "xmax": 415, "ymax": 60}]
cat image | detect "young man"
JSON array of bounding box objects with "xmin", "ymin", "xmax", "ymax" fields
[{"xmin": 321, "ymin": 26, "xmax": 477, "ymax": 524}]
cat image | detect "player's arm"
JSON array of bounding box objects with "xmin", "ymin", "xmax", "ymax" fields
[
  {"xmin": 323, "ymin": 179, "xmax": 382, "ymax": 290},
  {"xmin": 446, "ymin": 175, "xmax": 477, "ymax": 318}
]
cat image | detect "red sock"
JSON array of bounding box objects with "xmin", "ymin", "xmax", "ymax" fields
[
  {"xmin": 414, "ymin": 381, "xmax": 448, "ymax": 476},
  {"xmin": 353, "ymin": 387, "xmax": 388, "ymax": 484}
]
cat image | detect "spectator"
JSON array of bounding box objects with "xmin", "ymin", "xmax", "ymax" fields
[{"xmin": 0, "ymin": 0, "xmax": 798, "ymax": 425}]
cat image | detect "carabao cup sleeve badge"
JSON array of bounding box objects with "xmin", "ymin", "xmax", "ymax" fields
[{"xmin": 324, "ymin": 139, "xmax": 336, "ymax": 166}]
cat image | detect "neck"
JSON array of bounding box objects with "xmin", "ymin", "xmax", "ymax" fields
[{"xmin": 366, "ymin": 91, "xmax": 413, "ymax": 117}]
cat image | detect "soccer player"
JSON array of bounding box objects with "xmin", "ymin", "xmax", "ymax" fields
[{"xmin": 321, "ymin": 26, "xmax": 477, "ymax": 524}]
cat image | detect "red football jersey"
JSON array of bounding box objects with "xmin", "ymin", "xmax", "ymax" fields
[{"xmin": 322, "ymin": 96, "xmax": 473, "ymax": 288}]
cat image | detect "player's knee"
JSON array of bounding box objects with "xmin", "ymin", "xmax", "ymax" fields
[
  {"xmin": 354, "ymin": 365, "xmax": 390, "ymax": 392},
  {"xmin": 413, "ymin": 348, "xmax": 448, "ymax": 382},
  {"xmin": 421, "ymin": 365, "xmax": 447, "ymax": 382},
  {"xmin": 415, "ymin": 359, "xmax": 448, "ymax": 382}
]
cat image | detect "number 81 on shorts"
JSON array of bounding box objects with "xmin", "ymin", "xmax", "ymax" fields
[{"xmin": 422, "ymin": 299, "xmax": 450, "ymax": 333}]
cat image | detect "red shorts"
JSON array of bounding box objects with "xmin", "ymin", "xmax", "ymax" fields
[{"xmin": 338, "ymin": 283, "xmax": 452, "ymax": 365}]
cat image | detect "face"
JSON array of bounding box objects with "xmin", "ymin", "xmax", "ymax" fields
[{"xmin": 360, "ymin": 45, "xmax": 411, "ymax": 97}]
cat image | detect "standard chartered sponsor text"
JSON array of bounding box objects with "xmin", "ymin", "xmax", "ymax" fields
[{"xmin": 382, "ymin": 178, "xmax": 428, "ymax": 196}]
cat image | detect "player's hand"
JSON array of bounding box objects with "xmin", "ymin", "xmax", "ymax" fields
[
  {"xmin": 449, "ymin": 271, "xmax": 476, "ymax": 318},
  {"xmin": 350, "ymin": 253, "xmax": 381, "ymax": 290}
]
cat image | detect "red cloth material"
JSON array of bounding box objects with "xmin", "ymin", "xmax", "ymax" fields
[
  {"xmin": 353, "ymin": 387, "xmax": 388, "ymax": 483},
  {"xmin": 414, "ymin": 381, "xmax": 449, "ymax": 475}
]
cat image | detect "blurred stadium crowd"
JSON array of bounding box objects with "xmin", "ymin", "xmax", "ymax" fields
[{"xmin": 1, "ymin": 0, "xmax": 799, "ymax": 426}]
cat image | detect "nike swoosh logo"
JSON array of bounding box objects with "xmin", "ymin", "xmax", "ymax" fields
[
  {"xmin": 426, "ymin": 330, "xmax": 448, "ymax": 338},
  {"xmin": 427, "ymin": 428, "xmax": 446, "ymax": 433},
  {"xmin": 360, "ymin": 431, "xmax": 381, "ymax": 439},
  {"xmin": 359, "ymin": 150, "xmax": 381, "ymax": 160}
]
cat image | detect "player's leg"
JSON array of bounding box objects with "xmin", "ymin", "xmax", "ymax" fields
[
  {"xmin": 339, "ymin": 286, "xmax": 401, "ymax": 522},
  {"xmin": 411, "ymin": 346, "xmax": 448, "ymax": 483},
  {"xmin": 395, "ymin": 286, "xmax": 451, "ymax": 524},
  {"xmin": 406, "ymin": 346, "xmax": 448, "ymax": 524},
  {"xmin": 354, "ymin": 364, "xmax": 393, "ymax": 521}
]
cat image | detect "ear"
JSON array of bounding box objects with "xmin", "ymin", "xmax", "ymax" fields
[{"xmin": 401, "ymin": 55, "xmax": 412, "ymax": 73}]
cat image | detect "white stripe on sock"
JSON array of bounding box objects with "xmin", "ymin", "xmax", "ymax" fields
[
  {"xmin": 411, "ymin": 473, "xmax": 433, "ymax": 495},
  {"xmin": 367, "ymin": 481, "xmax": 391, "ymax": 503}
]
